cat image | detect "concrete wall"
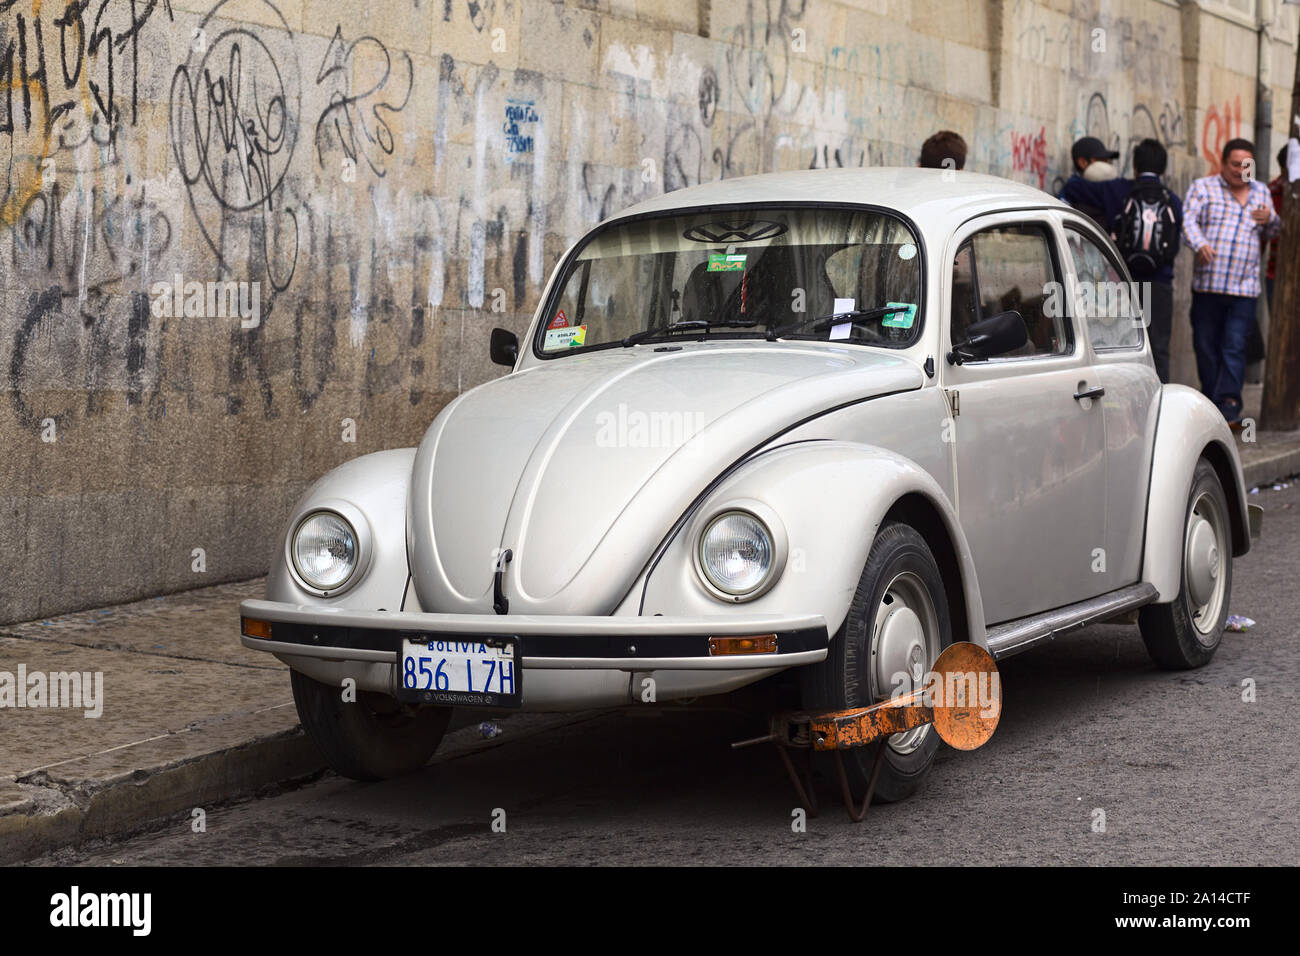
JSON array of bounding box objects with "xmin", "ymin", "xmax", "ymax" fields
[{"xmin": 2, "ymin": 0, "xmax": 1295, "ymax": 624}]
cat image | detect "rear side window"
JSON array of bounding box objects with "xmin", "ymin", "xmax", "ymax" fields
[
  {"xmin": 1065, "ymin": 228, "xmax": 1144, "ymax": 350},
  {"xmin": 950, "ymin": 223, "xmax": 1070, "ymax": 360}
]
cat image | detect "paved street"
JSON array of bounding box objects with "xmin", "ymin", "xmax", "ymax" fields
[{"xmin": 29, "ymin": 481, "xmax": 1300, "ymax": 867}]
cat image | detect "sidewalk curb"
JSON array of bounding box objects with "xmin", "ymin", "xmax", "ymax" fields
[
  {"xmin": 1242, "ymin": 447, "xmax": 1300, "ymax": 490},
  {"xmin": 1, "ymin": 729, "xmax": 323, "ymax": 865}
]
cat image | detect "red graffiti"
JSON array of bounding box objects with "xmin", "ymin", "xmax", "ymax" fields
[
  {"xmin": 1201, "ymin": 95, "xmax": 1243, "ymax": 175},
  {"xmin": 1010, "ymin": 126, "xmax": 1048, "ymax": 190}
]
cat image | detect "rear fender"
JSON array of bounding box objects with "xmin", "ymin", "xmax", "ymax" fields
[{"xmin": 1142, "ymin": 386, "xmax": 1250, "ymax": 601}]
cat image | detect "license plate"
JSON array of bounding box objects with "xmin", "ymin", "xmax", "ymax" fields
[{"xmin": 396, "ymin": 635, "xmax": 521, "ymax": 707}]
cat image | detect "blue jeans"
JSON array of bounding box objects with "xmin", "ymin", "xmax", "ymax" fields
[{"xmin": 1190, "ymin": 292, "xmax": 1256, "ymax": 414}]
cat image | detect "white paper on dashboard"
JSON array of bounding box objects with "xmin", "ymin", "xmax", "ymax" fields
[{"xmin": 830, "ymin": 297, "xmax": 854, "ymax": 340}]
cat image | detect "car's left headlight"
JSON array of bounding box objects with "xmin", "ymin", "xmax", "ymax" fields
[
  {"xmin": 291, "ymin": 510, "xmax": 359, "ymax": 592},
  {"xmin": 697, "ymin": 509, "xmax": 782, "ymax": 599}
]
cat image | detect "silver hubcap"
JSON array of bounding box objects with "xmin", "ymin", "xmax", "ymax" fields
[
  {"xmin": 1184, "ymin": 491, "xmax": 1227, "ymax": 644},
  {"xmin": 870, "ymin": 571, "xmax": 941, "ymax": 755}
]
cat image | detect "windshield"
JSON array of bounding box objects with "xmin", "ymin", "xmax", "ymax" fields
[{"xmin": 534, "ymin": 207, "xmax": 924, "ymax": 356}]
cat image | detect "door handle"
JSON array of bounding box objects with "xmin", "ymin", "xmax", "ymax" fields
[{"xmin": 1073, "ymin": 384, "xmax": 1105, "ymax": 402}]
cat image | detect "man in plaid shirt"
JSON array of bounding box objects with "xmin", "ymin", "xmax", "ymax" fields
[{"xmin": 1183, "ymin": 138, "xmax": 1281, "ymax": 423}]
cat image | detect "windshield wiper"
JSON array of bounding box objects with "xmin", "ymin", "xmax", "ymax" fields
[
  {"xmin": 622, "ymin": 319, "xmax": 762, "ymax": 347},
  {"xmin": 768, "ymin": 306, "xmax": 901, "ymax": 339}
]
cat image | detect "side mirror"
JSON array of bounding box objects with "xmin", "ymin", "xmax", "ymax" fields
[
  {"xmin": 946, "ymin": 310, "xmax": 1028, "ymax": 365},
  {"xmin": 490, "ymin": 328, "xmax": 519, "ymax": 367}
]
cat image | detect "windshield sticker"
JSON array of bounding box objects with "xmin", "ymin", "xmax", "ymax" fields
[
  {"xmin": 683, "ymin": 220, "xmax": 787, "ymax": 243},
  {"xmin": 707, "ymin": 253, "xmax": 747, "ymax": 272},
  {"xmin": 544, "ymin": 325, "xmax": 587, "ymax": 349},
  {"xmin": 548, "ymin": 310, "xmax": 568, "ymax": 329},
  {"xmin": 882, "ymin": 302, "xmax": 917, "ymax": 328},
  {"xmin": 898, "ymin": 242, "xmax": 918, "ymax": 261}
]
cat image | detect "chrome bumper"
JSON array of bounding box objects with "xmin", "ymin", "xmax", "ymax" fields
[{"xmin": 239, "ymin": 599, "xmax": 830, "ymax": 672}]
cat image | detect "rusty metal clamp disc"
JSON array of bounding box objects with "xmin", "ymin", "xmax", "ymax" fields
[{"xmin": 928, "ymin": 642, "xmax": 1001, "ymax": 751}]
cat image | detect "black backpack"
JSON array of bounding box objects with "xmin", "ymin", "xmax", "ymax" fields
[{"xmin": 1113, "ymin": 180, "xmax": 1178, "ymax": 276}]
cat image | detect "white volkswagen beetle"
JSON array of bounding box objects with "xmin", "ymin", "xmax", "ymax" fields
[{"xmin": 241, "ymin": 169, "xmax": 1255, "ymax": 802}]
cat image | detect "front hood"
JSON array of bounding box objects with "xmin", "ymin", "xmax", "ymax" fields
[{"xmin": 408, "ymin": 343, "xmax": 923, "ymax": 614}]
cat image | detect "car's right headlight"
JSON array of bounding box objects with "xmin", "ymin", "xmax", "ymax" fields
[
  {"xmin": 697, "ymin": 510, "xmax": 776, "ymax": 598},
  {"xmin": 291, "ymin": 510, "xmax": 359, "ymax": 592}
]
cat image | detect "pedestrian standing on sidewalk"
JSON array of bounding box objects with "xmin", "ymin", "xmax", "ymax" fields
[
  {"xmin": 918, "ymin": 130, "xmax": 967, "ymax": 170},
  {"xmin": 1182, "ymin": 138, "xmax": 1280, "ymax": 424},
  {"xmin": 1061, "ymin": 138, "xmax": 1182, "ymax": 382},
  {"xmin": 1058, "ymin": 136, "xmax": 1121, "ymax": 226}
]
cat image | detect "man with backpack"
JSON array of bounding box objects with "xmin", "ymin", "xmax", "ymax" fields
[{"xmin": 1061, "ymin": 138, "xmax": 1182, "ymax": 382}]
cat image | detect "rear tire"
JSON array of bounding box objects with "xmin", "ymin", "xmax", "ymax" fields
[
  {"xmin": 291, "ymin": 669, "xmax": 452, "ymax": 781},
  {"xmin": 1138, "ymin": 459, "xmax": 1233, "ymax": 670},
  {"xmin": 800, "ymin": 521, "xmax": 953, "ymax": 803}
]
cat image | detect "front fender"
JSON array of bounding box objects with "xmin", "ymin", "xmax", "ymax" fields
[
  {"xmin": 265, "ymin": 448, "xmax": 415, "ymax": 609},
  {"xmin": 629, "ymin": 440, "xmax": 986, "ymax": 646},
  {"xmin": 1142, "ymin": 386, "xmax": 1250, "ymax": 601}
]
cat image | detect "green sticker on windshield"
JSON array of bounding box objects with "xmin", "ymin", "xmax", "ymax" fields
[
  {"xmin": 707, "ymin": 253, "xmax": 747, "ymax": 272},
  {"xmin": 882, "ymin": 302, "xmax": 916, "ymax": 328}
]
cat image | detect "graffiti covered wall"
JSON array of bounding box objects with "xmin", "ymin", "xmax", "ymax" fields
[{"xmin": 1, "ymin": 0, "xmax": 1294, "ymax": 622}]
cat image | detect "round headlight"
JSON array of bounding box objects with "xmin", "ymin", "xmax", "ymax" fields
[
  {"xmin": 292, "ymin": 511, "xmax": 358, "ymax": 591},
  {"xmin": 699, "ymin": 511, "xmax": 774, "ymax": 596}
]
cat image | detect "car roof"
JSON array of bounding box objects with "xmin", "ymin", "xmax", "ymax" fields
[{"xmin": 602, "ymin": 168, "xmax": 1070, "ymax": 239}]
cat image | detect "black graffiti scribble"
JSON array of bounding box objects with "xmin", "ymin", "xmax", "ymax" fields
[
  {"xmin": 2, "ymin": 0, "xmax": 174, "ymax": 226},
  {"xmin": 169, "ymin": 1, "xmax": 299, "ymax": 293},
  {"xmin": 314, "ymin": 25, "xmax": 414, "ymax": 178},
  {"xmin": 10, "ymin": 179, "xmax": 171, "ymax": 288},
  {"xmin": 698, "ymin": 66, "xmax": 717, "ymax": 128},
  {"xmin": 1158, "ymin": 102, "xmax": 1186, "ymax": 149},
  {"xmin": 172, "ymin": 34, "xmax": 292, "ymax": 211},
  {"xmin": 0, "ymin": 1, "xmax": 173, "ymax": 143},
  {"xmin": 724, "ymin": 0, "xmax": 806, "ymax": 115},
  {"xmin": 7, "ymin": 285, "xmax": 66, "ymax": 429},
  {"xmin": 1084, "ymin": 90, "xmax": 1188, "ymax": 182}
]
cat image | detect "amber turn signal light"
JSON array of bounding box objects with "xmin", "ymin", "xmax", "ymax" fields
[
  {"xmin": 242, "ymin": 617, "xmax": 273, "ymax": 640},
  {"xmin": 708, "ymin": 634, "xmax": 777, "ymax": 656}
]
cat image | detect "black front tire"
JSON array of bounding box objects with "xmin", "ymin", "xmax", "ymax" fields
[
  {"xmin": 800, "ymin": 521, "xmax": 953, "ymax": 803},
  {"xmin": 291, "ymin": 669, "xmax": 452, "ymax": 781}
]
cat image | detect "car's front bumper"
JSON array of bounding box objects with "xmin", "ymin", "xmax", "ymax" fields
[{"xmin": 240, "ymin": 599, "xmax": 830, "ymax": 709}]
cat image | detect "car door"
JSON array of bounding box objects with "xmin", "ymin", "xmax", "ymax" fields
[
  {"xmin": 941, "ymin": 213, "xmax": 1108, "ymax": 624},
  {"xmin": 1059, "ymin": 216, "xmax": 1161, "ymax": 588}
]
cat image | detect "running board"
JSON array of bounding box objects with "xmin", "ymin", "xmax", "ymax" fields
[{"xmin": 985, "ymin": 583, "xmax": 1160, "ymax": 660}]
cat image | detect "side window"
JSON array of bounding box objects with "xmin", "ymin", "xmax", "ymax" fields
[
  {"xmin": 966, "ymin": 224, "xmax": 1068, "ymax": 357},
  {"xmin": 1065, "ymin": 228, "xmax": 1144, "ymax": 350}
]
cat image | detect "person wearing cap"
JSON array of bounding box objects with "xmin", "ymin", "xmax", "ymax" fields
[
  {"xmin": 1058, "ymin": 137, "xmax": 1121, "ymax": 225},
  {"xmin": 1182, "ymin": 138, "xmax": 1280, "ymax": 425}
]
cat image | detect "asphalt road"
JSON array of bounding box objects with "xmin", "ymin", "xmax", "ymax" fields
[{"xmin": 35, "ymin": 482, "xmax": 1300, "ymax": 867}]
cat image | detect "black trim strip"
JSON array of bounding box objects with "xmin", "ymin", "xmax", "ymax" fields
[{"xmin": 254, "ymin": 620, "xmax": 829, "ymax": 660}]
